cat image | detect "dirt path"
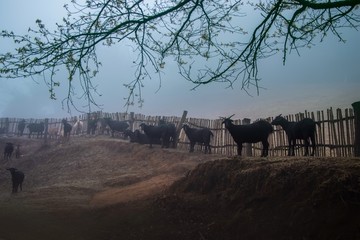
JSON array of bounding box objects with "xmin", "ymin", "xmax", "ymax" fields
[{"xmin": 90, "ymin": 174, "xmax": 177, "ymax": 207}]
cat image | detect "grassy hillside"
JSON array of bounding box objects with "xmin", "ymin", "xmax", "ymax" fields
[{"xmin": 0, "ymin": 136, "xmax": 359, "ymax": 239}]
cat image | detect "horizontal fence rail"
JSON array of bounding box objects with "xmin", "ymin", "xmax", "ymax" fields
[{"xmin": 0, "ymin": 106, "xmax": 357, "ymax": 157}]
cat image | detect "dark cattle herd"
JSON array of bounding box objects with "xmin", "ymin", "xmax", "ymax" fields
[{"xmin": 1, "ymin": 114, "xmax": 320, "ymax": 194}]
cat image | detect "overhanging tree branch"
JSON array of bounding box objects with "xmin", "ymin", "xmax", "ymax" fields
[{"xmin": 0, "ymin": 0, "xmax": 359, "ymax": 113}]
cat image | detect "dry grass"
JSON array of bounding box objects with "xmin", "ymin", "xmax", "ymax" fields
[{"xmin": 0, "ymin": 136, "xmax": 360, "ymax": 239}]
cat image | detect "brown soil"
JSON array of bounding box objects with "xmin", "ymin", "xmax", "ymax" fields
[{"xmin": 0, "ymin": 136, "xmax": 360, "ymax": 239}]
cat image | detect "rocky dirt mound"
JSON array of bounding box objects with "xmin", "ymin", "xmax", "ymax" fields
[
  {"xmin": 0, "ymin": 137, "xmax": 360, "ymax": 239},
  {"xmin": 158, "ymin": 157, "xmax": 360, "ymax": 239}
]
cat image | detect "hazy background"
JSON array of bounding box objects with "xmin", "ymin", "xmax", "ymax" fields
[{"xmin": 1, "ymin": 0, "xmax": 359, "ymax": 120}]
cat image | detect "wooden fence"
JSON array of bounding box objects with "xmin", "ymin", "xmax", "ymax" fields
[{"xmin": 0, "ymin": 106, "xmax": 357, "ymax": 157}]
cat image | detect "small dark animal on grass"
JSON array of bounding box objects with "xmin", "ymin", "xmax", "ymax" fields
[
  {"xmin": 125, "ymin": 129, "xmax": 161, "ymax": 145},
  {"xmin": 182, "ymin": 124, "xmax": 213, "ymax": 154},
  {"xmin": 62, "ymin": 119, "xmax": 73, "ymax": 141},
  {"xmin": 27, "ymin": 122, "xmax": 45, "ymax": 138},
  {"xmin": 97, "ymin": 118, "xmax": 110, "ymax": 135},
  {"xmin": 3, "ymin": 142, "xmax": 14, "ymax": 160},
  {"xmin": 87, "ymin": 118, "xmax": 98, "ymax": 135},
  {"xmin": 158, "ymin": 120, "xmax": 177, "ymax": 148},
  {"xmin": 103, "ymin": 118, "xmax": 129, "ymax": 137},
  {"xmin": 7, "ymin": 168, "xmax": 25, "ymax": 193},
  {"xmin": 271, "ymin": 114, "xmax": 318, "ymax": 156},
  {"xmin": 222, "ymin": 115, "xmax": 273, "ymax": 157},
  {"xmin": 139, "ymin": 123, "xmax": 164, "ymax": 148},
  {"xmin": 124, "ymin": 129, "xmax": 136, "ymax": 142},
  {"xmin": 140, "ymin": 122, "xmax": 176, "ymax": 148}
]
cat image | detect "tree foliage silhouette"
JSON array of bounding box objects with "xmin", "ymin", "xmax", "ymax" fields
[{"xmin": 0, "ymin": 0, "xmax": 359, "ymax": 112}]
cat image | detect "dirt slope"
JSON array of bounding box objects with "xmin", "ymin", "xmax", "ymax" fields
[
  {"xmin": 164, "ymin": 158, "xmax": 360, "ymax": 239},
  {"xmin": 0, "ymin": 136, "xmax": 360, "ymax": 240}
]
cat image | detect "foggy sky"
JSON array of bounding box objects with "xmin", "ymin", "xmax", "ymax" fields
[{"xmin": 0, "ymin": 0, "xmax": 359, "ymax": 120}]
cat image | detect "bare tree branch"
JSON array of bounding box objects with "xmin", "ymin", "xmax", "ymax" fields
[{"xmin": 0, "ymin": 0, "xmax": 359, "ymax": 113}]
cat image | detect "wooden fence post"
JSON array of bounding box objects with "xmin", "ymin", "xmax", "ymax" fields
[
  {"xmin": 87, "ymin": 113, "xmax": 91, "ymax": 134},
  {"xmin": 4, "ymin": 118, "xmax": 9, "ymax": 134},
  {"xmin": 44, "ymin": 118, "xmax": 49, "ymax": 145},
  {"xmin": 352, "ymin": 101, "xmax": 360, "ymax": 157},
  {"xmin": 242, "ymin": 118, "xmax": 252, "ymax": 156},
  {"xmin": 175, "ymin": 110, "xmax": 188, "ymax": 148},
  {"xmin": 129, "ymin": 112, "xmax": 135, "ymax": 131}
]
